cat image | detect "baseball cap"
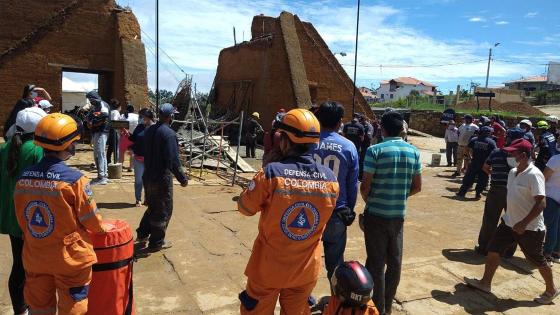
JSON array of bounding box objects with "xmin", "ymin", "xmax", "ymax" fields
[
  {"xmin": 38, "ymin": 100, "xmax": 53, "ymax": 110},
  {"xmin": 519, "ymin": 119, "xmax": 532, "ymax": 127},
  {"xmin": 546, "ymin": 115, "xmax": 558, "ymax": 123},
  {"xmin": 159, "ymin": 103, "xmax": 178, "ymax": 116},
  {"xmin": 16, "ymin": 107, "xmax": 47, "ymax": 134},
  {"xmin": 503, "ymin": 139, "xmax": 533, "ymax": 155}
]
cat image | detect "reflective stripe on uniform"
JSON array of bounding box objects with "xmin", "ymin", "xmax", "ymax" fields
[
  {"xmin": 78, "ymin": 208, "xmax": 100, "ymax": 223},
  {"xmin": 29, "ymin": 307, "xmax": 57, "ymax": 315},
  {"xmin": 273, "ymin": 189, "xmax": 338, "ymax": 199},
  {"xmin": 238, "ymin": 199, "xmax": 255, "ymax": 215},
  {"xmin": 14, "ymin": 189, "xmax": 60, "ymax": 197}
]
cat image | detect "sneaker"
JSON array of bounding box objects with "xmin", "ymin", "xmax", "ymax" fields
[
  {"xmin": 534, "ymin": 289, "xmax": 560, "ymax": 305},
  {"xmin": 552, "ymin": 253, "xmax": 560, "ymax": 263},
  {"xmin": 545, "ymin": 255, "xmax": 554, "ymax": 267},
  {"xmin": 91, "ymin": 178, "xmax": 109, "ymax": 185},
  {"xmin": 452, "ymin": 172, "xmax": 460, "ymax": 177},
  {"xmin": 147, "ymin": 241, "xmax": 173, "ymax": 253},
  {"xmin": 475, "ymin": 193, "xmax": 482, "ymax": 200},
  {"xmin": 456, "ymin": 192, "xmax": 466, "ymax": 198}
]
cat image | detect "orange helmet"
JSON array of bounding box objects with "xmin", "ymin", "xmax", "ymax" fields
[
  {"xmin": 275, "ymin": 108, "xmax": 320, "ymax": 144},
  {"xmin": 34, "ymin": 113, "xmax": 81, "ymax": 151}
]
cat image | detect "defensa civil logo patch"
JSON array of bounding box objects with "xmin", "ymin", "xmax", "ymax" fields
[
  {"xmin": 24, "ymin": 201, "xmax": 55, "ymax": 239},
  {"xmin": 281, "ymin": 202, "xmax": 320, "ymax": 241}
]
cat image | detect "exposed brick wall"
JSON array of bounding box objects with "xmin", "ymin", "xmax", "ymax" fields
[
  {"xmin": 0, "ymin": 0, "xmax": 147, "ymax": 134},
  {"xmin": 213, "ymin": 12, "xmax": 373, "ymax": 130}
]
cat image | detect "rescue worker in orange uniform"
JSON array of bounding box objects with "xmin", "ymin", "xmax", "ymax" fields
[
  {"xmin": 14, "ymin": 113, "xmax": 105, "ymax": 315},
  {"xmin": 323, "ymin": 261, "xmax": 379, "ymax": 315},
  {"xmin": 237, "ymin": 108, "xmax": 340, "ymax": 314}
]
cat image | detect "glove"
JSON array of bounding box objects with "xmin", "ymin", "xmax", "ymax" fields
[{"xmin": 335, "ymin": 207, "xmax": 356, "ymax": 226}]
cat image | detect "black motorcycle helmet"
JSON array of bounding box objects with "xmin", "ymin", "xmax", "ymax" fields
[{"xmin": 331, "ymin": 261, "xmax": 374, "ymax": 307}]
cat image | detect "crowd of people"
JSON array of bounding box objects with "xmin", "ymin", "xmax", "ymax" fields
[{"xmin": 444, "ymin": 113, "xmax": 560, "ymax": 303}]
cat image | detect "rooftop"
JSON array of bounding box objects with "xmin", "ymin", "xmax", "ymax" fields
[
  {"xmin": 380, "ymin": 77, "xmax": 436, "ymax": 87},
  {"xmin": 505, "ymin": 75, "xmax": 548, "ymax": 83}
]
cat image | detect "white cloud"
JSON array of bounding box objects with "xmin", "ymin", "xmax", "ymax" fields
[
  {"xmin": 124, "ymin": 1, "xmax": 535, "ymax": 92},
  {"xmin": 62, "ymin": 75, "xmax": 97, "ymax": 92},
  {"xmin": 524, "ymin": 12, "xmax": 538, "ymax": 18},
  {"xmin": 468, "ymin": 16, "xmax": 486, "ymax": 22},
  {"xmin": 495, "ymin": 21, "xmax": 509, "ymax": 25}
]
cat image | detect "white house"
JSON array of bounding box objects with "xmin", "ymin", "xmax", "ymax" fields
[{"xmin": 376, "ymin": 77, "xmax": 437, "ymax": 102}]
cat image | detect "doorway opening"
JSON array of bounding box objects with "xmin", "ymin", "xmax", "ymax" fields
[{"xmin": 61, "ymin": 71, "xmax": 99, "ymax": 113}]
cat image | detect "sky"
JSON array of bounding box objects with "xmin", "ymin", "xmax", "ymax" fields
[{"xmin": 63, "ymin": 0, "xmax": 560, "ymax": 95}]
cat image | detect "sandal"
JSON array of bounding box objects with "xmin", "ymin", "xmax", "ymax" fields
[
  {"xmin": 534, "ymin": 289, "xmax": 560, "ymax": 305},
  {"xmin": 464, "ymin": 277, "xmax": 492, "ymax": 294}
]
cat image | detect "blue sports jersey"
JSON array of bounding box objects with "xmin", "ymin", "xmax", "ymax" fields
[{"xmin": 311, "ymin": 130, "xmax": 360, "ymax": 210}]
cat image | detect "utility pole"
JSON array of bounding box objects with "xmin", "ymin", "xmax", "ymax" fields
[
  {"xmin": 351, "ymin": 0, "xmax": 361, "ymax": 117},
  {"xmin": 155, "ymin": 0, "xmax": 160, "ymax": 112},
  {"xmin": 485, "ymin": 42, "xmax": 500, "ymax": 88}
]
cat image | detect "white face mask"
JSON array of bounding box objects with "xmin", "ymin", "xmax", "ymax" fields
[
  {"xmin": 507, "ymin": 157, "xmax": 519, "ymax": 168},
  {"xmin": 30, "ymin": 91, "xmax": 38, "ymax": 98}
]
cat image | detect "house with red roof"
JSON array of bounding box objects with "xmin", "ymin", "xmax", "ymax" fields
[{"xmin": 376, "ymin": 77, "xmax": 437, "ymax": 102}]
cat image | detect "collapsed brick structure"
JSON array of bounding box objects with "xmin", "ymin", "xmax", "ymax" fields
[
  {"xmin": 212, "ymin": 11, "xmax": 373, "ymax": 129},
  {"xmin": 0, "ymin": 0, "xmax": 148, "ymax": 131}
]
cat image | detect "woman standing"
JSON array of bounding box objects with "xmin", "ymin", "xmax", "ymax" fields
[
  {"xmin": 129, "ymin": 108, "xmax": 155, "ymax": 207},
  {"xmin": 0, "ymin": 107, "xmax": 46, "ymax": 315},
  {"xmin": 543, "ymin": 154, "xmax": 560, "ymax": 264},
  {"xmin": 119, "ymin": 104, "xmax": 140, "ymax": 172},
  {"xmin": 3, "ymin": 84, "xmax": 51, "ymax": 139},
  {"xmin": 107, "ymin": 99, "xmax": 122, "ymax": 164}
]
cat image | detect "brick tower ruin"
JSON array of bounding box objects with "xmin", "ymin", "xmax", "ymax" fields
[
  {"xmin": 0, "ymin": 0, "xmax": 148, "ymax": 131},
  {"xmin": 212, "ymin": 11, "xmax": 373, "ymax": 128}
]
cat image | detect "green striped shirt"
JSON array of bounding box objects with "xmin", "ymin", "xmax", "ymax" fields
[{"xmin": 363, "ymin": 137, "xmax": 421, "ymax": 219}]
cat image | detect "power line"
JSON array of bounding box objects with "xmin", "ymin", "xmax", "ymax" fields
[
  {"xmin": 340, "ymin": 59, "xmax": 488, "ymax": 68},
  {"xmin": 141, "ymin": 29, "xmax": 187, "ymax": 75},
  {"xmin": 144, "ymin": 43, "xmax": 182, "ymax": 83}
]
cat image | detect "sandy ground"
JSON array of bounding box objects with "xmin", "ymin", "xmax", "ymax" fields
[{"xmin": 1, "ymin": 136, "xmax": 560, "ymax": 314}]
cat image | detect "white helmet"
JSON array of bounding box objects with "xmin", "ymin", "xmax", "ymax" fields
[{"xmin": 546, "ymin": 115, "xmax": 559, "ymax": 124}]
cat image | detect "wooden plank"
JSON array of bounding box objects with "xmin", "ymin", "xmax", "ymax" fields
[{"xmin": 208, "ymin": 137, "xmax": 255, "ymax": 172}]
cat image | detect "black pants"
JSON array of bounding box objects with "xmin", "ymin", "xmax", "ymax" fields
[
  {"xmin": 445, "ymin": 142, "xmax": 458, "ymax": 166},
  {"xmin": 364, "ymin": 215, "xmax": 403, "ymax": 315},
  {"xmin": 458, "ymin": 165, "xmax": 488, "ymax": 195},
  {"xmin": 477, "ymin": 186, "xmax": 517, "ymax": 256},
  {"xmin": 245, "ymin": 135, "xmax": 257, "ymax": 158},
  {"xmin": 9, "ymin": 235, "xmax": 27, "ymax": 314},
  {"xmin": 137, "ymin": 174, "xmax": 173, "ymax": 248},
  {"xmin": 107, "ymin": 128, "xmax": 119, "ymax": 164}
]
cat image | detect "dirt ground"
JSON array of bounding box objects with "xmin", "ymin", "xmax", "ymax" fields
[{"xmin": 1, "ymin": 136, "xmax": 560, "ymax": 314}]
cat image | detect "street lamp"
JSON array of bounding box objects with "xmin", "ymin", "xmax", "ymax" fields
[{"xmin": 485, "ymin": 42, "xmax": 500, "ymax": 88}]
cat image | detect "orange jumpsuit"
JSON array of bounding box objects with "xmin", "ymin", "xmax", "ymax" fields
[
  {"xmin": 14, "ymin": 156, "xmax": 104, "ymax": 315},
  {"xmin": 238, "ymin": 155, "xmax": 339, "ymax": 314},
  {"xmin": 323, "ymin": 298, "xmax": 379, "ymax": 315}
]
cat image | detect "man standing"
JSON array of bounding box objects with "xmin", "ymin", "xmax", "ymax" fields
[
  {"xmin": 136, "ymin": 103, "xmax": 188, "ymax": 252},
  {"xmin": 475, "ymin": 127, "xmax": 525, "ymax": 255},
  {"xmin": 360, "ymin": 111, "xmax": 422, "ymax": 315},
  {"xmin": 312, "ymin": 102, "xmax": 359, "ymax": 280},
  {"xmin": 86, "ymin": 91, "xmax": 110, "ymax": 185},
  {"xmin": 343, "ymin": 117, "xmax": 365, "ymax": 154},
  {"xmin": 457, "ymin": 126, "xmax": 497, "ymax": 199},
  {"xmin": 444, "ymin": 121, "xmax": 459, "ymax": 167},
  {"xmin": 245, "ymin": 112, "xmax": 264, "ymax": 159},
  {"xmin": 535, "ymin": 120, "xmax": 558, "ymax": 171},
  {"xmin": 15, "ymin": 113, "xmax": 105, "ymax": 314},
  {"xmin": 237, "ymin": 109, "xmax": 339, "ymax": 314},
  {"xmin": 466, "ymin": 139, "xmax": 559, "ymax": 305},
  {"xmin": 454, "ymin": 115, "xmax": 479, "ymax": 177},
  {"xmin": 520, "ymin": 119, "xmax": 535, "ymax": 146}
]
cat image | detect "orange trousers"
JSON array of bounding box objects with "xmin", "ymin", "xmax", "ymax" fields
[
  {"xmin": 240, "ymin": 278, "xmax": 317, "ymax": 315},
  {"xmin": 25, "ymin": 268, "xmax": 92, "ymax": 315}
]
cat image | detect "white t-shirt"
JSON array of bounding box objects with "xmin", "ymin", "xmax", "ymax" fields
[
  {"xmin": 457, "ymin": 123, "xmax": 479, "ymax": 146},
  {"xmin": 110, "ymin": 109, "xmax": 121, "ymax": 121},
  {"xmin": 503, "ymin": 163, "xmax": 546, "ymax": 231},
  {"xmin": 545, "ymin": 154, "xmax": 560, "ymax": 203},
  {"xmin": 121, "ymin": 113, "xmax": 139, "ymax": 133}
]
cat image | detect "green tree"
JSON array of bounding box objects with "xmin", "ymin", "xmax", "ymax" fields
[{"xmin": 148, "ymin": 88, "xmax": 175, "ymax": 104}]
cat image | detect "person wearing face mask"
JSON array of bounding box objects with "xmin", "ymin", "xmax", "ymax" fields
[
  {"xmin": 0, "ymin": 107, "xmax": 47, "ymax": 315},
  {"xmin": 534, "ymin": 120, "xmax": 559, "ymax": 172},
  {"xmin": 466, "ymin": 138, "xmax": 559, "ymax": 305},
  {"xmin": 128, "ymin": 108, "xmax": 155, "ymax": 207},
  {"xmin": 475, "ymin": 127, "xmax": 525, "ymax": 256},
  {"xmin": 135, "ymin": 103, "xmax": 188, "ymax": 253},
  {"xmin": 457, "ymin": 126, "xmax": 496, "ymax": 199},
  {"xmin": 14, "ymin": 113, "xmax": 106, "ymax": 315},
  {"xmin": 237, "ymin": 109, "xmax": 339, "ymax": 314}
]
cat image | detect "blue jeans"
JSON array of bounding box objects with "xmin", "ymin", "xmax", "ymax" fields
[
  {"xmin": 543, "ymin": 197, "xmax": 560, "ymax": 255},
  {"xmin": 322, "ymin": 215, "xmax": 347, "ymax": 280},
  {"xmin": 92, "ymin": 132, "xmax": 108, "ymax": 179},
  {"xmin": 133, "ymin": 158, "xmax": 145, "ymax": 202}
]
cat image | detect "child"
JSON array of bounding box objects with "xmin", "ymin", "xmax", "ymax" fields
[
  {"xmin": 444, "ymin": 121, "xmax": 459, "ymax": 167},
  {"xmin": 323, "ymin": 261, "xmax": 379, "ymax": 315}
]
